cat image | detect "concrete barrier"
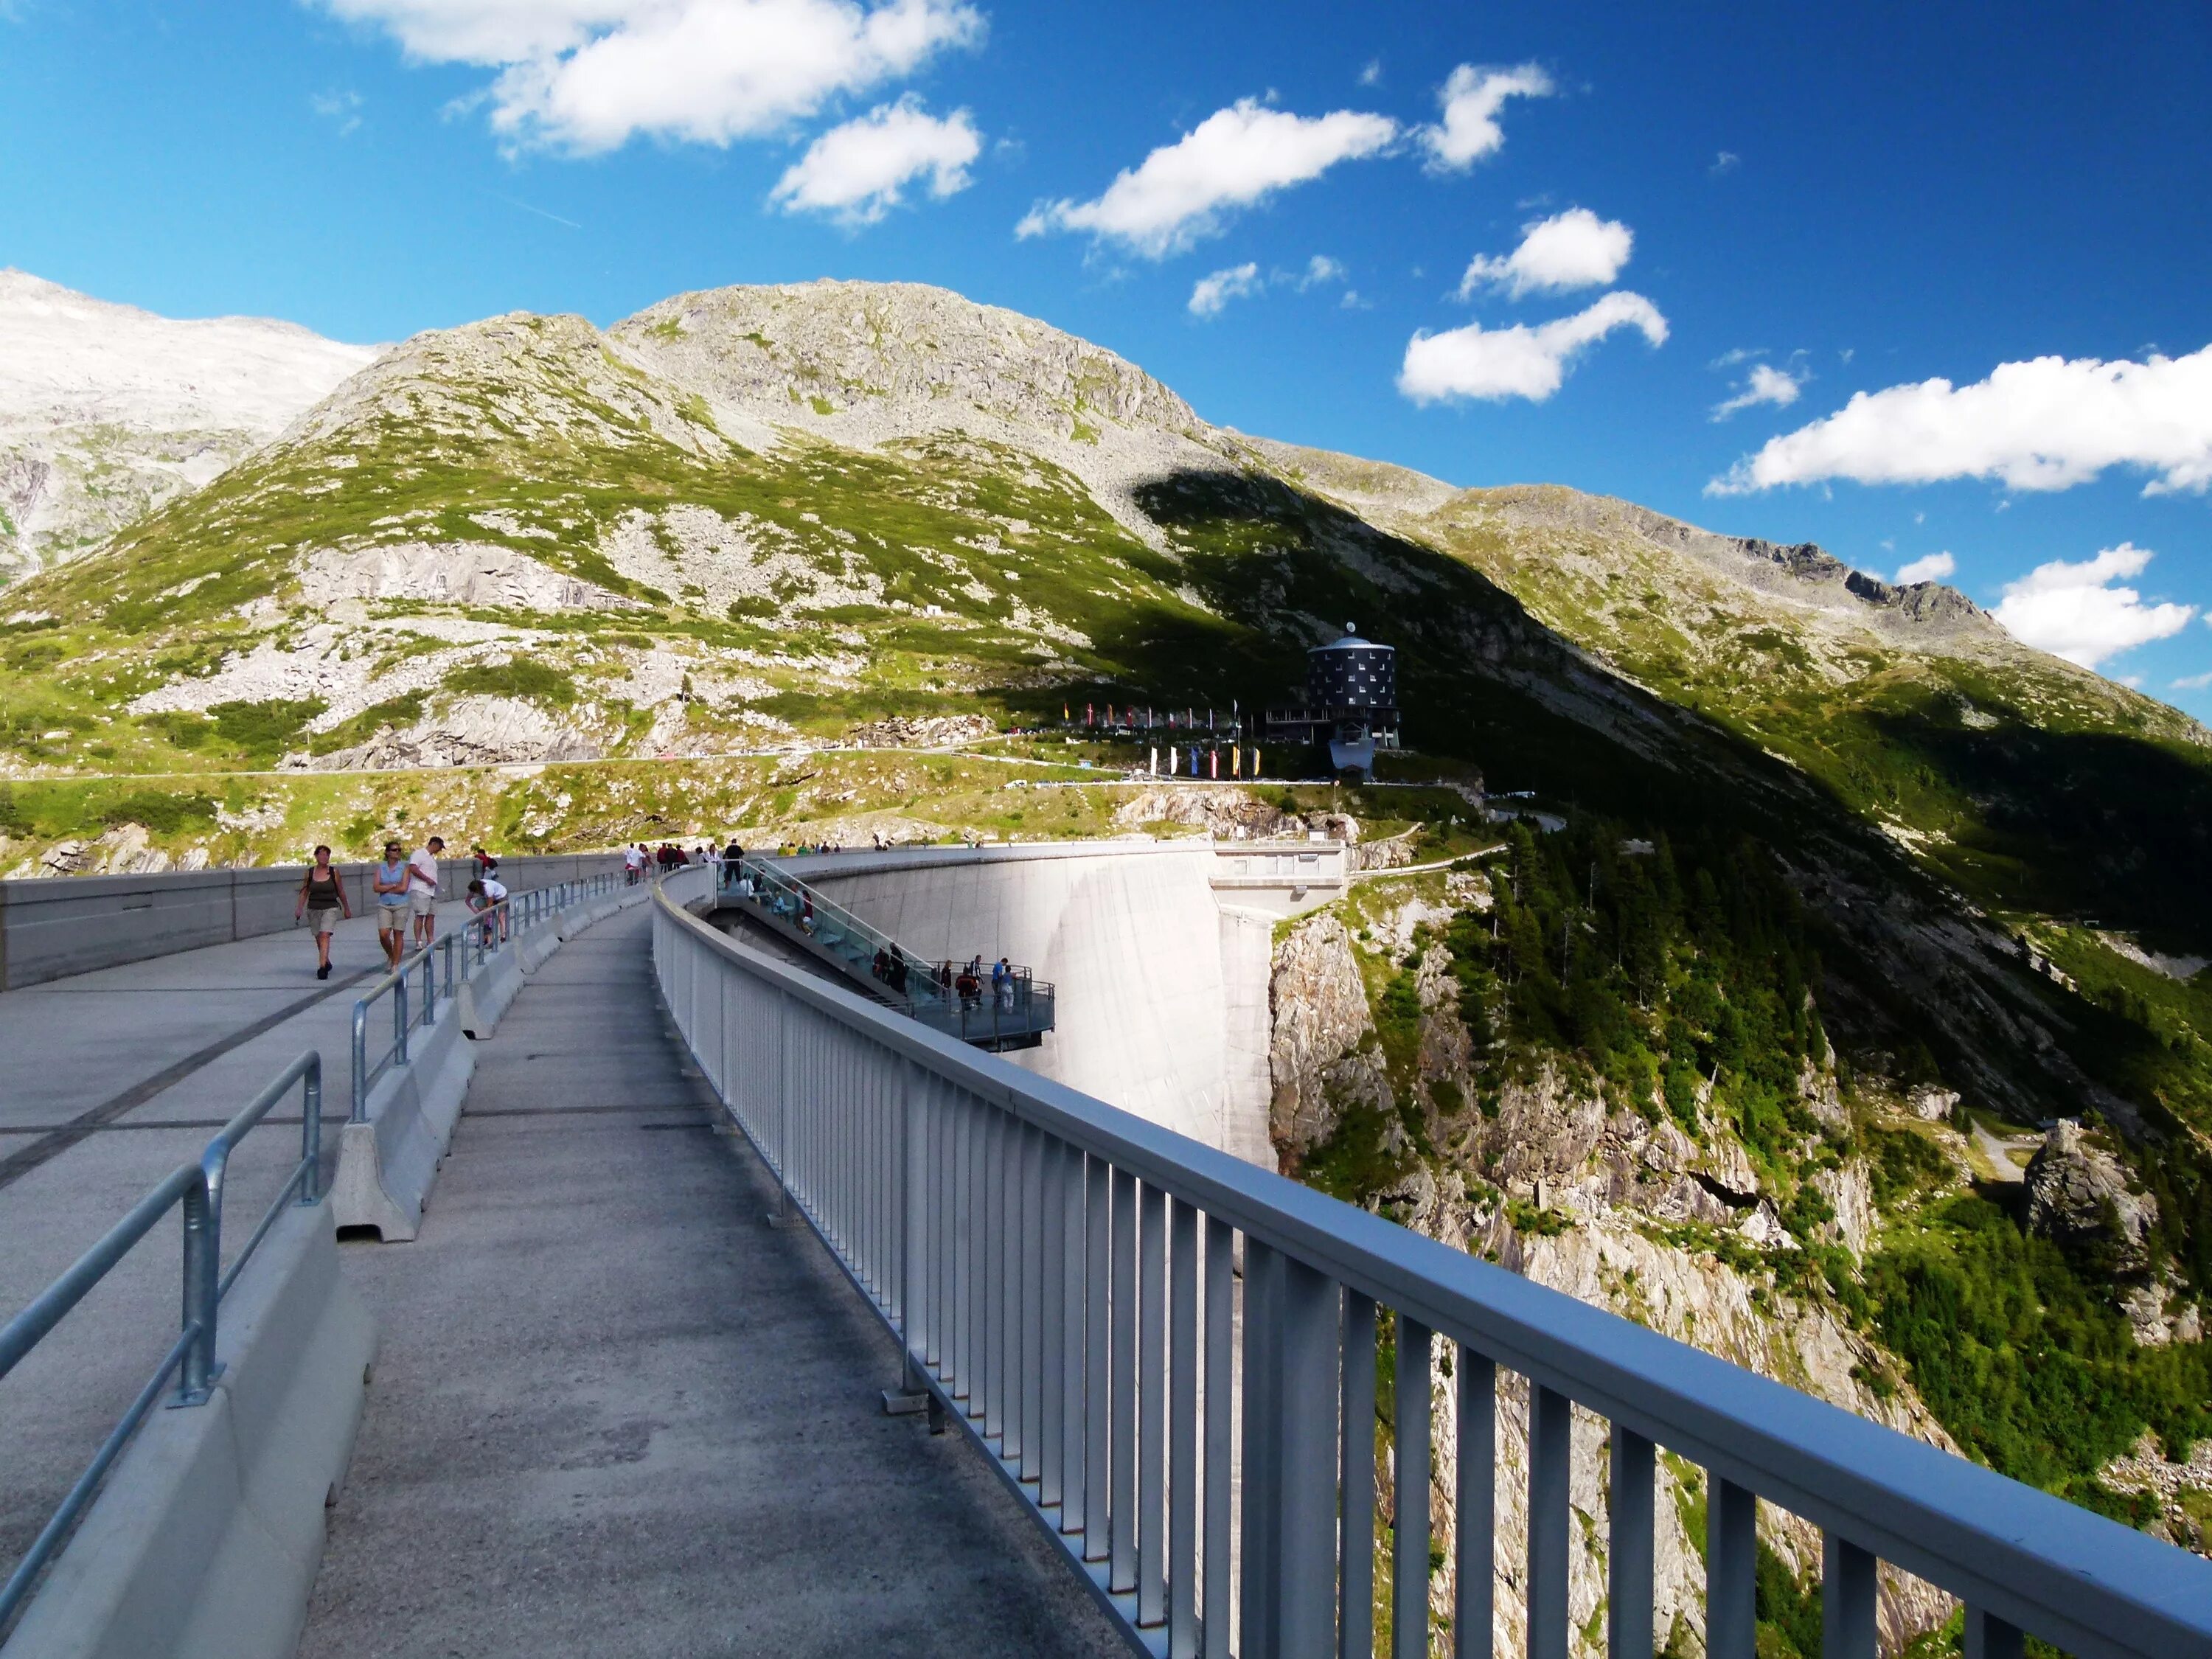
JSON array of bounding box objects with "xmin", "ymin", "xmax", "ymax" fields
[
  {"xmin": 329, "ymin": 880, "xmax": 643, "ymax": 1239},
  {"xmin": 330, "ymin": 1007, "xmax": 473, "ymax": 1243},
  {"xmin": 0, "ymin": 1203, "xmax": 375, "ymax": 1659},
  {"xmin": 0, "ymin": 854, "xmax": 627, "ymax": 991},
  {"xmin": 456, "ymin": 947, "xmax": 524, "ymax": 1040}
]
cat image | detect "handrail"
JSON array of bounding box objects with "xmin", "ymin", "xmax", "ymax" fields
[
  {"xmin": 352, "ymin": 872, "xmax": 621, "ymax": 1118},
  {"xmin": 649, "ymin": 880, "xmax": 2212, "ymax": 1659},
  {"xmin": 0, "ymin": 1051, "xmax": 324, "ymax": 1635},
  {"xmin": 349, "ymin": 942, "xmax": 437, "ymax": 1122}
]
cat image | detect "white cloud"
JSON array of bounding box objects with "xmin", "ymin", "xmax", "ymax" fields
[
  {"xmin": 1399, "ymin": 291, "xmax": 1668, "ymax": 405},
  {"xmin": 1456, "ymin": 207, "xmax": 1631, "ymax": 300},
  {"xmin": 2171, "ymin": 669, "xmax": 2212, "ymax": 692},
  {"xmin": 1711, "ymin": 362, "xmax": 1805, "ymax": 420},
  {"xmin": 770, "ymin": 96, "xmax": 978, "ymax": 223},
  {"xmin": 1711, "ymin": 342, "xmax": 2212, "ymax": 496},
  {"xmin": 1358, "ymin": 58, "xmax": 1382, "ymax": 87},
  {"xmin": 1989, "ymin": 543, "xmax": 2195, "ymax": 668},
  {"xmin": 1894, "ymin": 551, "xmax": 1956, "ymax": 585},
  {"xmin": 319, "ymin": 0, "xmax": 983, "ymax": 153},
  {"xmin": 311, "ymin": 88, "xmax": 364, "ymax": 136},
  {"xmin": 1189, "ymin": 254, "xmax": 1348, "ymax": 317},
  {"xmin": 1419, "ymin": 62, "xmax": 1551, "ymax": 173},
  {"xmin": 1189, "ymin": 262, "xmax": 1262, "ymax": 318},
  {"xmin": 1710, "ymin": 150, "xmax": 1739, "ymax": 175},
  {"xmin": 1017, "ymin": 98, "xmax": 1396, "ymax": 257}
]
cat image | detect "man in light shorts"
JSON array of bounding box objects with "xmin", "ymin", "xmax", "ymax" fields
[{"xmin": 408, "ymin": 836, "xmax": 445, "ymax": 947}]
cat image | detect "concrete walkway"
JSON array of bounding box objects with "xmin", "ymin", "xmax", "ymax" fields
[
  {"xmin": 0, "ymin": 895, "xmax": 481, "ymax": 1577},
  {"xmin": 299, "ymin": 905, "xmax": 1124, "ymax": 1658}
]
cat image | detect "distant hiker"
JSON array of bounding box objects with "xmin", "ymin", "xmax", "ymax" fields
[
  {"xmin": 470, "ymin": 843, "xmax": 498, "ymax": 883},
  {"xmin": 873, "ymin": 947, "xmax": 891, "ymax": 981},
  {"xmin": 407, "ymin": 836, "xmax": 445, "ymax": 947},
  {"xmin": 295, "ymin": 844, "xmax": 351, "ymax": 980},
  {"xmin": 372, "ymin": 840, "xmax": 411, "ymax": 970},
  {"xmin": 889, "ymin": 956, "xmax": 909, "ymax": 996},
  {"xmin": 799, "ymin": 894, "xmax": 816, "ymax": 936},
  {"xmin": 466, "ymin": 875, "xmax": 508, "ymax": 946}
]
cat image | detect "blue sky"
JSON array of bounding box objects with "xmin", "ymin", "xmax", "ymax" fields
[{"xmin": 6, "ymin": 1, "xmax": 2211, "ymax": 711}]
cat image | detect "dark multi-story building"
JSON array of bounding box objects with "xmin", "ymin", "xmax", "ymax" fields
[{"xmin": 1262, "ymin": 626, "xmax": 1400, "ymax": 776}]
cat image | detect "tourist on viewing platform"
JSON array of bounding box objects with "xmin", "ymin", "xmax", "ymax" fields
[
  {"xmin": 466, "ymin": 875, "xmax": 507, "ymax": 945},
  {"xmin": 295, "ymin": 844, "xmax": 350, "ymax": 981},
  {"xmin": 993, "ymin": 957, "xmax": 1013, "ymax": 1010},
  {"xmin": 406, "ymin": 836, "xmax": 445, "ymax": 947},
  {"xmin": 372, "ymin": 840, "xmax": 410, "ymax": 970},
  {"xmin": 470, "ymin": 842, "xmax": 498, "ymax": 883}
]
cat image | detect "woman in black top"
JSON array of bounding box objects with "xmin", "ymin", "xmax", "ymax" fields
[{"xmin": 295, "ymin": 845, "xmax": 352, "ymax": 980}]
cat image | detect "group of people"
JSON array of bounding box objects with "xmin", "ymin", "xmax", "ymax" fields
[
  {"xmin": 291, "ymin": 838, "xmax": 508, "ymax": 978},
  {"xmin": 945, "ymin": 954, "xmax": 1018, "ymax": 1011},
  {"xmin": 623, "ymin": 841, "xmax": 730, "ymax": 883}
]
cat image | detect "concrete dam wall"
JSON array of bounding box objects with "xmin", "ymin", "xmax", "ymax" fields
[{"xmin": 793, "ymin": 842, "xmax": 1279, "ymax": 1169}]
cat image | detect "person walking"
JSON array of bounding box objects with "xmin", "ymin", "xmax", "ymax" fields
[
  {"xmin": 407, "ymin": 835, "xmax": 445, "ymax": 948},
  {"xmin": 372, "ymin": 839, "xmax": 411, "ymax": 970},
  {"xmin": 993, "ymin": 957, "xmax": 1014, "ymax": 1011},
  {"xmin": 295, "ymin": 844, "xmax": 351, "ymax": 980}
]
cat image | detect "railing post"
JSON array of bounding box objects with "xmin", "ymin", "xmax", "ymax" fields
[
  {"xmin": 350, "ymin": 1003, "xmax": 370, "ymax": 1123},
  {"xmin": 1455, "ymin": 1347, "xmax": 1495, "ymax": 1659},
  {"xmin": 1707, "ymin": 1475, "xmax": 1756, "ymax": 1659},
  {"xmin": 175, "ymin": 1176, "xmax": 218, "ymax": 1405},
  {"xmin": 1823, "ymin": 1534, "xmax": 1877, "ymax": 1659},
  {"xmin": 1396, "ymin": 1318, "xmax": 1433, "ymax": 1659},
  {"xmin": 394, "ymin": 971, "xmax": 409, "ymax": 1066},
  {"xmin": 299, "ymin": 1058, "xmax": 323, "ymax": 1205},
  {"xmin": 1276, "ymin": 1259, "xmax": 1340, "ymax": 1657}
]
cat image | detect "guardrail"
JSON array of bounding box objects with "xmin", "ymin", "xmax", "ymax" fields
[
  {"xmin": 350, "ymin": 873, "xmax": 621, "ymax": 1116},
  {"xmin": 0, "ymin": 1051, "xmax": 326, "ymax": 1635},
  {"xmin": 720, "ymin": 856, "xmax": 1054, "ymax": 1051},
  {"xmin": 650, "ymin": 882, "xmax": 2212, "ymax": 1659}
]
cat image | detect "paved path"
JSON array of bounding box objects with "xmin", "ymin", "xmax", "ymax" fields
[
  {"xmin": 0, "ymin": 895, "xmax": 484, "ymax": 1576},
  {"xmin": 300, "ymin": 905, "xmax": 1123, "ymax": 1658}
]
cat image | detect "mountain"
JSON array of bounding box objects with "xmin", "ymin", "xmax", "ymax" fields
[
  {"xmin": 0, "ymin": 270, "xmax": 379, "ymax": 581},
  {"xmin": 4, "ymin": 278, "xmax": 2210, "ymax": 1581}
]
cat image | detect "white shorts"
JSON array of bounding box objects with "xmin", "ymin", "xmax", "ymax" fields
[{"xmin": 408, "ymin": 889, "xmax": 437, "ymax": 919}]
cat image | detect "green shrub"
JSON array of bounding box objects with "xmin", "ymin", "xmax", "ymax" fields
[
  {"xmin": 100, "ymin": 790, "xmax": 218, "ymax": 834},
  {"xmin": 442, "ymin": 658, "xmax": 576, "ymax": 707}
]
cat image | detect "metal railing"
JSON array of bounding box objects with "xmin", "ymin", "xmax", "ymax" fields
[
  {"xmin": 0, "ymin": 1051, "xmax": 326, "ymax": 1633},
  {"xmin": 352, "ymin": 873, "xmax": 622, "ymax": 1118},
  {"xmin": 349, "ymin": 941, "xmax": 439, "ymax": 1121},
  {"xmin": 650, "ymin": 883, "xmax": 2212, "ymax": 1659},
  {"xmin": 720, "ymin": 856, "xmax": 1055, "ymax": 1049}
]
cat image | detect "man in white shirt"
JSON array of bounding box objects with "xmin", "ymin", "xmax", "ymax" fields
[
  {"xmin": 624, "ymin": 844, "xmax": 644, "ymax": 885},
  {"xmin": 408, "ymin": 837, "xmax": 445, "ymax": 947}
]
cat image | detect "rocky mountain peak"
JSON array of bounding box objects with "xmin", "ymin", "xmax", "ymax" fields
[{"xmin": 610, "ymin": 278, "xmax": 1206, "ymax": 449}]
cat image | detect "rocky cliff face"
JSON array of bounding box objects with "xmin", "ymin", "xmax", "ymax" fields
[
  {"xmin": 0, "ymin": 270, "xmax": 377, "ymax": 581},
  {"xmin": 1267, "ymin": 879, "xmax": 1965, "ymax": 1655}
]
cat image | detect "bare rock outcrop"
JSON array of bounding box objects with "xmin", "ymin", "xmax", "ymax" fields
[
  {"xmin": 1267, "ymin": 911, "xmax": 1380, "ymax": 1157},
  {"xmin": 2023, "ymin": 1119, "xmax": 2160, "ymax": 1275}
]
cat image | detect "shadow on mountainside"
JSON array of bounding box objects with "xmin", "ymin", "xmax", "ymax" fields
[{"xmin": 1114, "ymin": 465, "xmax": 2208, "ymax": 1127}]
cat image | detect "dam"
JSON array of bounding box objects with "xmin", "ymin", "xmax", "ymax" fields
[{"xmin": 0, "ymin": 846, "xmax": 2205, "ymax": 1659}]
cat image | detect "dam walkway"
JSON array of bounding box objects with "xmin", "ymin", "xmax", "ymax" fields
[
  {"xmin": 297, "ymin": 903, "xmax": 1119, "ymax": 1658},
  {"xmin": 4, "ymin": 847, "xmax": 2211, "ymax": 1659}
]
